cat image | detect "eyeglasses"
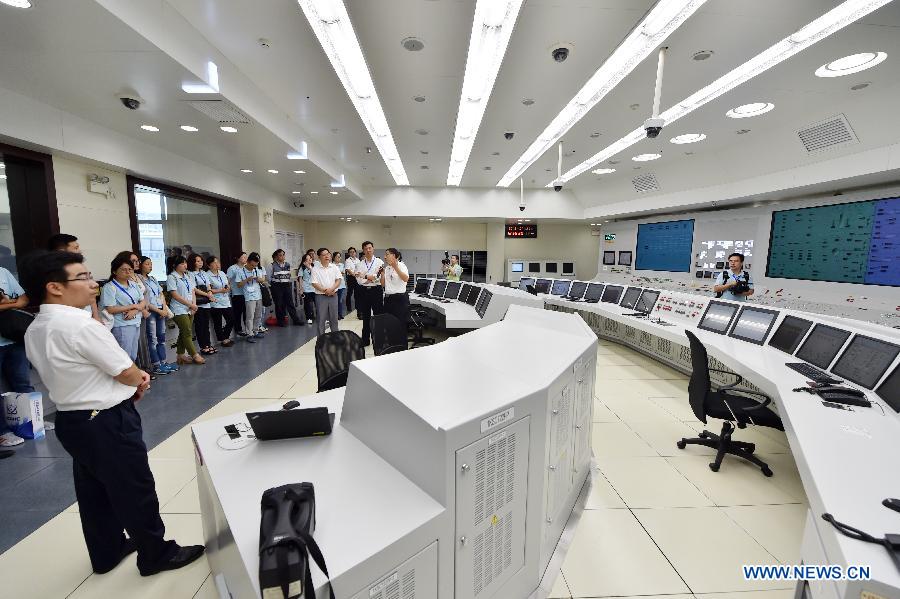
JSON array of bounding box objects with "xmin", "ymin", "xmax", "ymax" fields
[{"xmin": 66, "ymin": 272, "xmax": 94, "ymax": 282}]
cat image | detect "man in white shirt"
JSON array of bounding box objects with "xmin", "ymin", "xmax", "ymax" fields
[
  {"xmin": 311, "ymin": 248, "xmax": 343, "ymax": 336},
  {"xmin": 352, "ymin": 241, "xmax": 384, "ymax": 346},
  {"xmin": 381, "ymin": 248, "xmax": 410, "ymax": 327},
  {"xmin": 20, "ymin": 250, "xmax": 204, "ymax": 577},
  {"xmin": 343, "ymin": 246, "xmax": 360, "ymax": 313}
]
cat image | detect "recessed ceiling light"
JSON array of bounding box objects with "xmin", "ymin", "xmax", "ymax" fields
[
  {"xmin": 330, "ymin": 191, "xmax": 338, "ymax": 195},
  {"xmin": 413, "ymin": 95, "xmax": 426, "ymax": 103},
  {"xmin": 240, "ymin": 169, "xmax": 253, "ymax": 173},
  {"xmin": 816, "ymin": 52, "xmax": 886, "ymax": 77},
  {"xmin": 521, "ymin": 98, "xmax": 535, "ymax": 106},
  {"xmin": 311, "ymin": 191, "xmax": 319, "ymax": 194},
  {"xmin": 632, "ymin": 153, "xmax": 661, "ymax": 161},
  {"xmin": 293, "ymin": 170, "xmax": 306, "ymax": 174},
  {"xmin": 220, "ymin": 126, "xmax": 238, "ymax": 133},
  {"xmin": 523, "ymin": 219, "xmax": 530, "ymax": 222},
  {"xmin": 692, "ymin": 50, "xmax": 714, "ymax": 61},
  {"xmin": 292, "ymin": 191, "xmax": 302, "ymax": 194},
  {"xmin": 726, "ymin": 102, "xmax": 774, "ymax": 118},
  {"xmin": 592, "ymin": 168, "xmax": 616, "ymax": 174},
  {"xmin": 401, "ymin": 37, "xmax": 425, "ymax": 51},
  {"xmin": 180, "ymin": 125, "xmax": 199, "ymax": 132},
  {"xmin": 140, "ymin": 125, "xmax": 159, "ymax": 132},
  {"xmin": 0, "ymin": 0, "xmax": 32, "ymax": 8},
  {"xmin": 268, "ymin": 169, "xmax": 279, "ymax": 174},
  {"xmin": 670, "ymin": 133, "xmax": 706, "ymax": 144}
]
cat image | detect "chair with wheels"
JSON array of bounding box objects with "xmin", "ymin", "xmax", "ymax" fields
[
  {"xmin": 408, "ymin": 306, "xmax": 436, "ymax": 348},
  {"xmin": 371, "ymin": 313, "xmax": 409, "ymax": 356},
  {"xmin": 677, "ymin": 330, "xmax": 784, "ymax": 477},
  {"xmin": 314, "ymin": 330, "xmax": 365, "ymax": 392}
]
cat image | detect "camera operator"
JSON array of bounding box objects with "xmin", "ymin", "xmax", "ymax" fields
[{"xmin": 713, "ymin": 253, "xmax": 754, "ymax": 301}]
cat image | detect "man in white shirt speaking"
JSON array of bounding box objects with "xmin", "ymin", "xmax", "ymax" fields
[
  {"xmin": 20, "ymin": 251, "xmax": 204, "ymax": 577},
  {"xmin": 311, "ymin": 248, "xmax": 343, "ymax": 336}
]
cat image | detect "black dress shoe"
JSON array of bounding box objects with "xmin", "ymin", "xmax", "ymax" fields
[
  {"xmin": 94, "ymin": 538, "xmax": 137, "ymax": 574},
  {"xmin": 140, "ymin": 545, "xmax": 205, "ymax": 576}
]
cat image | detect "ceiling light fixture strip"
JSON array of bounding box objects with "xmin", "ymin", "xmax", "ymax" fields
[
  {"xmin": 297, "ymin": 0, "xmax": 409, "ymax": 185},
  {"xmin": 447, "ymin": 0, "xmax": 525, "ymax": 186},
  {"xmin": 559, "ymin": 0, "xmax": 891, "ymax": 183},
  {"xmin": 496, "ymin": 0, "xmax": 709, "ymax": 188}
]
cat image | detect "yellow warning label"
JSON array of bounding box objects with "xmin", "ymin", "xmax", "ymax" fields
[
  {"xmin": 861, "ymin": 592, "xmax": 886, "ymax": 599},
  {"xmin": 491, "ymin": 515, "xmax": 499, "ymax": 526}
]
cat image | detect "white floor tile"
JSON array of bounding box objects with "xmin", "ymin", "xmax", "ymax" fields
[
  {"xmin": 697, "ymin": 590, "xmax": 795, "ymax": 599},
  {"xmin": 692, "ymin": 419, "xmax": 791, "ymax": 454},
  {"xmin": 627, "ymin": 419, "xmax": 717, "ymax": 457},
  {"xmin": 592, "ymin": 422, "xmax": 658, "ymax": 458},
  {"xmin": 752, "ymin": 453, "xmax": 807, "ymax": 504},
  {"xmin": 193, "ymin": 574, "xmax": 218, "ymax": 599},
  {"xmin": 624, "ymin": 378, "xmax": 690, "ymax": 399},
  {"xmin": 595, "ymin": 378, "xmax": 647, "ymax": 401},
  {"xmin": 634, "ymin": 507, "xmax": 792, "ymax": 593},
  {"xmin": 598, "ymin": 456, "xmax": 713, "ymax": 508},
  {"xmin": 583, "ymin": 468, "xmax": 627, "ymax": 509},
  {"xmin": 562, "ymin": 509, "xmax": 689, "ymax": 598},
  {"xmin": 723, "ymin": 504, "xmax": 807, "ymax": 564},
  {"xmin": 596, "ymin": 364, "xmax": 668, "ymax": 380},
  {"xmin": 548, "ymin": 569, "xmax": 571, "ymax": 598},
  {"xmin": 229, "ymin": 376, "xmax": 298, "ymax": 399},
  {"xmin": 148, "ymin": 425, "xmax": 195, "ymax": 459},
  {"xmin": 647, "ymin": 395, "xmax": 698, "ymax": 421},
  {"xmin": 148, "ymin": 459, "xmax": 198, "ymax": 507},
  {"xmin": 603, "ymin": 395, "xmax": 682, "ymax": 424},
  {"xmin": 162, "ymin": 478, "xmax": 201, "ymax": 514},
  {"xmin": 666, "ymin": 456, "xmax": 804, "ymax": 506},
  {"xmin": 594, "ymin": 353, "xmax": 643, "ymax": 367},
  {"xmin": 591, "ymin": 401, "xmax": 620, "ymax": 423}
]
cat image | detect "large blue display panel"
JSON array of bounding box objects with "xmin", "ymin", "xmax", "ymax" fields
[
  {"xmin": 635, "ymin": 219, "xmax": 694, "ymax": 272},
  {"xmin": 766, "ymin": 196, "xmax": 900, "ymax": 286}
]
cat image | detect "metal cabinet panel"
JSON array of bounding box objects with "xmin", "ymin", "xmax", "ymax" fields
[
  {"xmin": 572, "ymin": 363, "xmax": 593, "ymax": 482},
  {"xmin": 455, "ymin": 417, "xmax": 530, "ymax": 599},
  {"xmin": 349, "ymin": 541, "xmax": 439, "ymax": 599}
]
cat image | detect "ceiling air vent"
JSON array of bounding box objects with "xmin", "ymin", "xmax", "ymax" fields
[
  {"xmin": 186, "ymin": 100, "xmax": 252, "ymax": 125},
  {"xmin": 632, "ymin": 173, "xmax": 659, "ymax": 193},
  {"xmin": 797, "ymin": 114, "xmax": 858, "ymax": 153}
]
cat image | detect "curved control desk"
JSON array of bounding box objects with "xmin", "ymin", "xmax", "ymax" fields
[
  {"xmin": 545, "ymin": 288, "xmax": 900, "ymax": 599},
  {"xmin": 410, "ymin": 281, "xmax": 543, "ymax": 329}
]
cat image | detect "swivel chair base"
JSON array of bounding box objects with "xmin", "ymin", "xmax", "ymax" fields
[{"xmin": 677, "ymin": 421, "xmax": 773, "ymax": 477}]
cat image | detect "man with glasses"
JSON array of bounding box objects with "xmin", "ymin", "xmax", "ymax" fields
[
  {"xmin": 352, "ymin": 241, "xmax": 384, "ymax": 346},
  {"xmin": 21, "ymin": 250, "xmax": 205, "ymax": 576},
  {"xmin": 0, "ymin": 262, "xmax": 35, "ymax": 455}
]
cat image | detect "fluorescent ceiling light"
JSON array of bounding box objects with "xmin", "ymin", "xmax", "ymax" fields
[
  {"xmin": 182, "ymin": 61, "xmax": 220, "ymax": 94},
  {"xmin": 815, "ymin": 51, "xmax": 886, "ymax": 76},
  {"xmin": 297, "ymin": 0, "xmax": 408, "ymax": 185},
  {"xmin": 180, "ymin": 125, "xmax": 198, "ymax": 132},
  {"xmin": 632, "ymin": 153, "xmax": 661, "ymax": 161},
  {"xmin": 140, "ymin": 125, "xmax": 159, "ymax": 132},
  {"xmin": 220, "ymin": 126, "xmax": 238, "ymax": 133},
  {"xmin": 311, "ymin": 191, "xmax": 319, "ymax": 194},
  {"xmin": 293, "ymin": 170, "xmax": 306, "ymax": 174},
  {"xmin": 292, "ymin": 191, "xmax": 302, "ymax": 194},
  {"xmin": 240, "ymin": 169, "xmax": 253, "ymax": 173},
  {"xmin": 268, "ymin": 169, "xmax": 279, "ymax": 174},
  {"xmin": 447, "ymin": 0, "xmax": 525, "ymax": 186},
  {"xmin": 330, "ymin": 191, "xmax": 339, "ymax": 195},
  {"xmin": 330, "ymin": 174, "xmax": 346, "ymax": 188},
  {"xmin": 497, "ymin": 0, "xmax": 708, "ymax": 187},
  {"xmin": 670, "ymin": 133, "xmax": 706, "ymax": 144},
  {"xmin": 558, "ymin": 0, "xmax": 891, "ymax": 183},
  {"xmin": 726, "ymin": 102, "xmax": 773, "ymax": 118},
  {"xmin": 0, "ymin": 0, "xmax": 32, "ymax": 8},
  {"xmin": 592, "ymin": 168, "xmax": 616, "ymax": 174}
]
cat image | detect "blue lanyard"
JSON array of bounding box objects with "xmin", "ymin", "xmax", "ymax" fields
[
  {"xmin": 211, "ymin": 272, "xmax": 226, "ymax": 288},
  {"xmin": 145, "ymin": 276, "xmax": 161, "ymax": 297},
  {"xmin": 243, "ymin": 268, "xmax": 258, "ymax": 286},
  {"xmin": 364, "ymin": 258, "xmax": 376, "ymax": 274},
  {"xmin": 176, "ymin": 273, "xmax": 192, "ymax": 294},
  {"xmin": 111, "ymin": 279, "xmax": 137, "ymax": 305}
]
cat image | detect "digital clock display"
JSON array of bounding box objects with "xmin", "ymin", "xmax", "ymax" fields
[{"xmin": 505, "ymin": 224, "xmax": 538, "ymax": 238}]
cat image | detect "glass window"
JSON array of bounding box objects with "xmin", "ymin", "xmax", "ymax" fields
[
  {"xmin": 0, "ymin": 160, "xmax": 16, "ymax": 276},
  {"xmin": 134, "ymin": 184, "xmax": 219, "ymax": 281}
]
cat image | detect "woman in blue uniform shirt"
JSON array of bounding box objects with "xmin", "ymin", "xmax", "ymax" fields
[{"xmin": 100, "ymin": 253, "xmax": 146, "ymax": 361}]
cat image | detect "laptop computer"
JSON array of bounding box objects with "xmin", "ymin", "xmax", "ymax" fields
[{"xmin": 247, "ymin": 407, "xmax": 335, "ymax": 441}]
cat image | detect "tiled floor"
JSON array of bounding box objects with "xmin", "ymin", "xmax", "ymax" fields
[{"xmin": 0, "ymin": 326, "xmax": 806, "ymax": 598}]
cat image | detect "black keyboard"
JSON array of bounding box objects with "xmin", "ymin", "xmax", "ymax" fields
[{"xmin": 785, "ymin": 362, "xmax": 842, "ymax": 384}]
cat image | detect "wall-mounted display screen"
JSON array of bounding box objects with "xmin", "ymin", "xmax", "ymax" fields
[
  {"xmin": 620, "ymin": 287, "xmax": 642, "ymax": 309},
  {"xmin": 551, "ymin": 280, "xmax": 571, "ymax": 296},
  {"xmin": 511, "ymin": 262, "xmax": 524, "ymax": 273},
  {"xmin": 796, "ymin": 324, "xmax": 851, "ymax": 369},
  {"xmin": 568, "ymin": 281, "xmax": 587, "ymax": 299},
  {"xmin": 766, "ymin": 196, "xmax": 900, "ymax": 286},
  {"xmin": 505, "ymin": 224, "xmax": 538, "ymax": 238},
  {"xmin": 528, "ymin": 262, "xmax": 540, "ymax": 273},
  {"xmin": 618, "ymin": 251, "xmax": 632, "ymax": 266},
  {"xmin": 831, "ymin": 335, "xmax": 900, "ymax": 389},
  {"xmin": 601, "ymin": 285, "xmax": 624, "ymax": 304},
  {"xmin": 635, "ymin": 219, "xmax": 695, "ymax": 272},
  {"xmin": 729, "ymin": 307, "xmax": 779, "ymax": 345},
  {"xmin": 545, "ymin": 262, "xmax": 558, "ymax": 273},
  {"xmin": 768, "ymin": 316, "xmax": 813, "ymax": 354},
  {"xmin": 697, "ymin": 300, "xmax": 738, "ymax": 335},
  {"xmin": 698, "ymin": 239, "xmax": 754, "ymax": 270},
  {"xmin": 584, "ymin": 283, "xmax": 605, "ymax": 301},
  {"xmin": 603, "ymin": 251, "xmax": 616, "ymax": 265},
  {"xmin": 562, "ymin": 262, "xmax": 575, "ymax": 274}
]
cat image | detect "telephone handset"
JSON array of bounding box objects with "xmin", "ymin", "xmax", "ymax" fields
[
  {"xmin": 815, "ymin": 386, "xmax": 871, "ymax": 407},
  {"xmin": 817, "ymin": 386, "xmax": 865, "ymax": 399}
]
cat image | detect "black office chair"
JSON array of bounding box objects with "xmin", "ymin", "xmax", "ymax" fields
[
  {"xmin": 408, "ymin": 306, "xmax": 436, "ymax": 348},
  {"xmin": 525, "ymin": 285, "xmax": 537, "ymax": 295},
  {"xmin": 678, "ymin": 330, "xmax": 784, "ymax": 477},
  {"xmin": 371, "ymin": 313, "xmax": 408, "ymax": 356},
  {"xmin": 314, "ymin": 331, "xmax": 365, "ymax": 392}
]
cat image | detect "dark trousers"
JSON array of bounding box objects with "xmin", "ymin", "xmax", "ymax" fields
[
  {"xmin": 210, "ymin": 307, "xmax": 235, "ymax": 341},
  {"xmin": 0, "ymin": 342, "xmax": 35, "ymax": 393},
  {"xmin": 302, "ymin": 293, "xmax": 316, "ymax": 321},
  {"xmin": 194, "ymin": 308, "xmax": 212, "ymax": 348},
  {"xmin": 55, "ymin": 400, "xmax": 177, "ymax": 575},
  {"xmin": 356, "ymin": 285, "xmax": 384, "ymax": 344},
  {"xmin": 384, "ymin": 293, "xmax": 410, "ymax": 328},
  {"xmin": 345, "ymin": 275, "xmax": 357, "ymax": 311},
  {"xmin": 231, "ymin": 295, "xmax": 246, "ymax": 334},
  {"xmin": 271, "ymin": 283, "xmax": 301, "ymax": 324}
]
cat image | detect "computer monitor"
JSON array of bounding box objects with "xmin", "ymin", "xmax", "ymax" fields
[
  {"xmin": 475, "ymin": 290, "xmax": 492, "ymax": 318},
  {"xmin": 697, "ymin": 300, "xmax": 739, "ymax": 335},
  {"xmin": 431, "ymin": 279, "xmax": 448, "ymax": 298},
  {"xmin": 464, "ymin": 284, "xmax": 480, "ymax": 306},
  {"xmin": 601, "ymin": 285, "xmax": 624, "ymax": 304},
  {"xmin": 634, "ymin": 289, "xmax": 660, "ymax": 314},
  {"xmin": 562, "ymin": 262, "xmax": 575, "ymax": 275},
  {"xmin": 551, "ymin": 280, "xmax": 571, "ymax": 296},
  {"xmin": 602, "ymin": 251, "xmax": 615, "ymax": 265},
  {"xmin": 619, "ymin": 287, "xmax": 642, "ymax": 309},
  {"xmin": 414, "ymin": 278, "xmax": 432, "ymax": 295},
  {"xmin": 444, "ymin": 281, "xmax": 462, "ymax": 300},
  {"xmin": 768, "ymin": 315, "xmax": 813, "ymax": 354},
  {"xmin": 618, "ymin": 251, "xmax": 632, "ymax": 266},
  {"xmin": 831, "ymin": 335, "xmax": 900, "ymax": 389},
  {"xmin": 728, "ymin": 307, "xmax": 779, "ymax": 345},
  {"xmin": 535, "ymin": 279, "xmax": 551, "ymax": 294},
  {"xmin": 511, "ymin": 262, "xmax": 524, "ymax": 273},
  {"xmin": 795, "ymin": 324, "xmax": 851, "ymax": 370},
  {"xmin": 584, "ymin": 283, "xmax": 605, "ymax": 301},
  {"xmin": 568, "ymin": 281, "xmax": 588, "ymax": 299},
  {"xmin": 518, "ymin": 277, "xmax": 534, "ymax": 291},
  {"xmin": 545, "ymin": 262, "xmax": 558, "ymax": 273},
  {"xmin": 876, "ymin": 363, "xmax": 900, "ymax": 413},
  {"xmin": 528, "ymin": 262, "xmax": 540, "ymax": 273}
]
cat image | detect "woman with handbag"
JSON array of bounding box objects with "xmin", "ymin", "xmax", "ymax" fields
[
  {"xmin": 187, "ymin": 253, "xmax": 216, "ymax": 355},
  {"xmin": 205, "ymin": 256, "xmax": 235, "ymax": 347},
  {"xmin": 137, "ymin": 256, "xmax": 177, "ymax": 376},
  {"xmin": 100, "ymin": 254, "xmax": 146, "ymax": 361},
  {"xmin": 166, "ymin": 255, "xmax": 204, "ymax": 365}
]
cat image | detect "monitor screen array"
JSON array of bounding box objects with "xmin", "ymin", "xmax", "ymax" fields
[
  {"xmin": 475, "ymin": 290, "xmax": 492, "ymax": 318},
  {"xmin": 431, "ymin": 279, "xmax": 448, "ymax": 298},
  {"xmin": 831, "ymin": 335, "xmax": 900, "ymax": 389},
  {"xmin": 698, "ymin": 301, "xmax": 738, "ymax": 334},
  {"xmin": 584, "ymin": 283, "xmax": 604, "ymax": 301},
  {"xmin": 796, "ymin": 324, "xmax": 851, "ymax": 369},
  {"xmin": 601, "ymin": 285, "xmax": 623, "ymax": 304},
  {"xmin": 619, "ymin": 287, "xmax": 642, "ymax": 309},
  {"xmin": 768, "ymin": 316, "xmax": 813, "ymax": 354},
  {"xmin": 876, "ymin": 364, "xmax": 900, "ymax": 413},
  {"xmin": 464, "ymin": 284, "xmax": 480, "ymax": 306},
  {"xmin": 728, "ymin": 307, "xmax": 779, "ymax": 345},
  {"xmin": 414, "ymin": 278, "xmax": 432, "ymax": 295},
  {"xmin": 568, "ymin": 281, "xmax": 587, "ymax": 299},
  {"xmin": 444, "ymin": 281, "xmax": 462, "ymax": 300},
  {"xmin": 551, "ymin": 280, "xmax": 571, "ymax": 296}
]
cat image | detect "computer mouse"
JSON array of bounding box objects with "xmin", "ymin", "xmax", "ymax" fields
[
  {"xmin": 282, "ymin": 400, "xmax": 300, "ymax": 410},
  {"xmin": 883, "ymin": 498, "xmax": 900, "ymax": 514}
]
